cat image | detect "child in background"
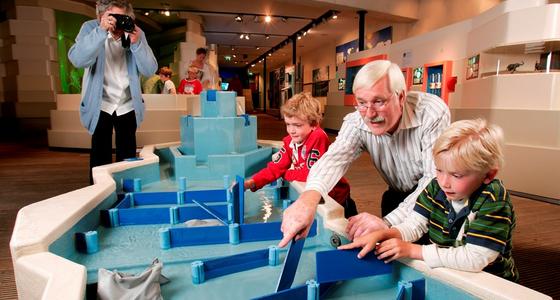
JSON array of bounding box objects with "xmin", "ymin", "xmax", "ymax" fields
[
  {"xmin": 158, "ymin": 67, "xmax": 176, "ymax": 94},
  {"xmin": 178, "ymin": 66, "xmax": 203, "ymax": 95},
  {"xmin": 339, "ymin": 119, "xmax": 518, "ymax": 282},
  {"xmin": 244, "ymin": 92, "xmax": 358, "ymax": 218}
]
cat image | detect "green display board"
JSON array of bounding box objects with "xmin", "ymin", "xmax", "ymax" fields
[{"xmin": 55, "ymin": 10, "xmax": 89, "ymax": 94}]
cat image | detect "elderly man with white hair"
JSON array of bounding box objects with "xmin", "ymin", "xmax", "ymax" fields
[{"xmin": 279, "ymin": 60, "xmax": 450, "ymax": 247}]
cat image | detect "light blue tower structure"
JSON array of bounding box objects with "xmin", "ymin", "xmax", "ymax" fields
[{"xmin": 171, "ymin": 90, "xmax": 272, "ymax": 180}]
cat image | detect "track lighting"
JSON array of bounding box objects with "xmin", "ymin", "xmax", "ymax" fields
[{"xmin": 234, "ymin": 15, "xmax": 242, "ymax": 22}]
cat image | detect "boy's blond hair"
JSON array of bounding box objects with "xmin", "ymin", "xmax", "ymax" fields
[
  {"xmin": 281, "ymin": 92, "xmax": 322, "ymax": 126},
  {"xmin": 187, "ymin": 65, "xmax": 199, "ymax": 74},
  {"xmin": 433, "ymin": 119, "xmax": 504, "ymax": 173}
]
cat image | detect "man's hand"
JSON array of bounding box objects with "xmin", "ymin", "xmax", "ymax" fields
[
  {"xmin": 337, "ymin": 231, "xmax": 385, "ymax": 259},
  {"xmin": 278, "ymin": 190, "xmax": 321, "ymax": 248},
  {"xmin": 129, "ymin": 25, "xmax": 142, "ymax": 44},
  {"xmin": 345, "ymin": 212, "xmax": 389, "ymax": 240},
  {"xmin": 375, "ymin": 238, "xmax": 422, "ymax": 262},
  {"xmin": 99, "ymin": 12, "xmax": 116, "ymax": 32}
]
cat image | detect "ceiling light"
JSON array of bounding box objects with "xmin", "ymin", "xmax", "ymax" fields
[
  {"xmin": 144, "ymin": 11, "xmax": 149, "ymax": 16},
  {"xmin": 303, "ymin": 31, "xmax": 307, "ymax": 36},
  {"xmin": 265, "ymin": 34, "xmax": 270, "ymax": 40},
  {"xmin": 332, "ymin": 13, "xmax": 338, "ymax": 19},
  {"xmin": 239, "ymin": 34, "xmax": 245, "ymax": 39},
  {"xmin": 268, "ymin": 53, "xmax": 272, "ymax": 57},
  {"xmin": 264, "ymin": 15, "xmax": 272, "ymax": 23},
  {"xmin": 251, "ymin": 64, "xmax": 255, "ymax": 67},
  {"xmin": 297, "ymin": 35, "xmax": 301, "ymax": 40},
  {"xmin": 235, "ymin": 15, "xmax": 242, "ymax": 22},
  {"xmin": 256, "ymin": 46, "xmax": 260, "ymax": 50},
  {"xmin": 231, "ymin": 46, "xmax": 235, "ymax": 51},
  {"xmin": 164, "ymin": 10, "xmax": 170, "ymax": 17},
  {"xmin": 232, "ymin": 54, "xmax": 237, "ymax": 58},
  {"xmin": 281, "ymin": 17, "xmax": 288, "ymax": 23},
  {"xmin": 234, "ymin": 61, "xmax": 238, "ymax": 64},
  {"xmin": 245, "ymin": 34, "xmax": 250, "ymax": 40}
]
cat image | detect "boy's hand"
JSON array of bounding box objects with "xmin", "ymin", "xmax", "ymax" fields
[
  {"xmin": 337, "ymin": 231, "xmax": 384, "ymax": 259},
  {"xmin": 375, "ymin": 238, "xmax": 422, "ymax": 262},
  {"xmin": 243, "ymin": 179, "xmax": 254, "ymax": 191},
  {"xmin": 346, "ymin": 212, "xmax": 389, "ymax": 240}
]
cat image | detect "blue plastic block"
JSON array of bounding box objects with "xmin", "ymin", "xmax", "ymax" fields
[
  {"xmin": 169, "ymin": 226, "xmax": 229, "ymax": 247},
  {"xmin": 235, "ymin": 176, "xmax": 245, "ymax": 224},
  {"xmin": 119, "ymin": 207, "xmax": 169, "ymax": 225},
  {"xmin": 191, "ymin": 261, "xmax": 205, "ymax": 284},
  {"xmin": 315, "ymin": 249, "xmax": 393, "ymax": 284},
  {"xmin": 133, "ymin": 191, "xmax": 178, "ymax": 205},
  {"xmin": 123, "ymin": 157, "xmax": 143, "ymax": 161},
  {"xmin": 159, "ymin": 228, "xmax": 170, "ymax": 249},
  {"xmin": 192, "ymin": 199, "xmax": 228, "ymax": 225},
  {"xmin": 177, "ymin": 191, "xmax": 184, "ymax": 205},
  {"xmin": 122, "ymin": 179, "xmax": 135, "ymax": 193},
  {"xmin": 239, "ymin": 222, "xmax": 282, "ymax": 242},
  {"xmin": 109, "ymin": 208, "xmax": 119, "ymax": 227},
  {"xmin": 241, "ymin": 114, "xmax": 251, "ymax": 126},
  {"xmin": 227, "ymin": 203, "xmax": 234, "ymax": 223},
  {"xmin": 207, "ymin": 89, "xmax": 217, "ymax": 101},
  {"xmin": 133, "ymin": 178, "xmax": 142, "ymax": 192},
  {"xmin": 229, "ymin": 223, "xmax": 240, "ymax": 244},
  {"xmin": 85, "ymin": 231, "xmax": 99, "ymax": 254},
  {"xmin": 169, "ymin": 206, "xmax": 179, "ymax": 224},
  {"xmin": 178, "ymin": 177, "xmax": 187, "ymax": 191},
  {"xmin": 397, "ymin": 279, "xmax": 425, "ymax": 300},
  {"xmin": 204, "ymin": 248, "xmax": 269, "ymax": 281},
  {"xmin": 276, "ymin": 237, "xmax": 306, "ymax": 292},
  {"xmin": 269, "ymin": 246, "xmax": 279, "ymax": 266},
  {"xmin": 253, "ymin": 284, "xmax": 308, "ymax": 300},
  {"xmin": 306, "ymin": 280, "xmax": 319, "ymax": 300}
]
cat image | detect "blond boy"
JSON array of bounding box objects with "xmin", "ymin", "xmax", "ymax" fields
[{"xmin": 340, "ymin": 119, "xmax": 518, "ymax": 281}]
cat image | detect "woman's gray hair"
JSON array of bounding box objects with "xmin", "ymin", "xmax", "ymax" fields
[
  {"xmin": 352, "ymin": 60, "xmax": 405, "ymax": 95},
  {"xmin": 96, "ymin": 0, "xmax": 135, "ymax": 19}
]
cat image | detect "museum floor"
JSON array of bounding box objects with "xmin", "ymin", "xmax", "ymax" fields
[{"xmin": 0, "ymin": 113, "xmax": 559, "ymax": 299}]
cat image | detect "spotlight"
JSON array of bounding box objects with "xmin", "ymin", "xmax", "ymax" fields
[
  {"xmin": 264, "ymin": 15, "xmax": 272, "ymax": 23},
  {"xmin": 256, "ymin": 46, "xmax": 260, "ymax": 50},
  {"xmin": 268, "ymin": 53, "xmax": 272, "ymax": 57},
  {"xmin": 297, "ymin": 35, "xmax": 301, "ymax": 40},
  {"xmin": 303, "ymin": 31, "xmax": 307, "ymax": 36},
  {"xmin": 232, "ymin": 54, "xmax": 237, "ymax": 58},
  {"xmin": 234, "ymin": 15, "xmax": 242, "ymax": 22},
  {"xmin": 164, "ymin": 10, "xmax": 170, "ymax": 17},
  {"xmin": 251, "ymin": 64, "xmax": 255, "ymax": 67},
  {"xmin": 245, "ymin": 34, "xmax": 250, "ymax": 40},
  {"xmin": 265, "ymin": 34, "xmax": 270, "ymax": 40},
  {"xmin": 332, "ymin": 12, "xmax": 338, "ymax": 19},
  {"xmin": 144, "ymin": 11, "xmax": 149, "ymax": 16},
  {"xmin": 239, "ymin": 34, "xmax": 245, "ymax": 39},
  {"xmin": 231, "ymin": 46, "xmax": 235, "ymax": 51}
]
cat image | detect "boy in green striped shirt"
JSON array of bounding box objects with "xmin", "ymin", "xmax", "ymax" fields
[{"xmin": 339, "ymin": 119, "xmax": 518, "ymax": 282}]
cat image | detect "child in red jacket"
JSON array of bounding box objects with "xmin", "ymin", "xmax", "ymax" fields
[
  {"xmin": 244, "ymin": 92, "xmax": 357, "ymax": 218},
  {"xmin": 178, "ymin": 66, "xmax": 203, "ymax": 95}
]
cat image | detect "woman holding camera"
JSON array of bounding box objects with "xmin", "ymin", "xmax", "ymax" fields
[{"xmin": 68, "ymin": 0, "xmax": 157, "ymax": 184}]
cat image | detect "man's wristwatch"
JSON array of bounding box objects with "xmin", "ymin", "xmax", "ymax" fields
[{"xmin": 382, "ymin": 217, "xmax": 392, "ymax": 228}]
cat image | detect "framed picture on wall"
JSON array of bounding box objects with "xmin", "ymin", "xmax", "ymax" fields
[
  {"xmin": 466, "ymin": 54, "xmax": 480, "ymax": 80},
  {"xmin": 412, "ymin": 67, "xmax": 424, "ymax": 85}
]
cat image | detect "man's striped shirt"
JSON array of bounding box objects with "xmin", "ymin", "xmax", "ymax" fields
[{"xmin": 306, "ymin": 91, "xmax": 450, "ymax": 225}]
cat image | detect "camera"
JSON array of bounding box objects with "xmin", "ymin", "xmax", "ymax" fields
[{"xmin": 109, "ymin": 13, "xmax": 135, "ymax": 33}]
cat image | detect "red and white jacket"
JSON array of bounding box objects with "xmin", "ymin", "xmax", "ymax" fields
[{"xmin": 250, "ymin": 127, "xmax": 350, "ymax": 205}]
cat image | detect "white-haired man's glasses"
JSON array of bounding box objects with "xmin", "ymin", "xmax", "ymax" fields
[{"xmin": 354, "ymin": 92, "xmax": 398, "ymax": 112}]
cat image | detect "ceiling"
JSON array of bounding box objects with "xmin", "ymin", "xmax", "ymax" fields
[{"xmin": 82, "ymin": 0, "xmax": 416, "ymax": 71}]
